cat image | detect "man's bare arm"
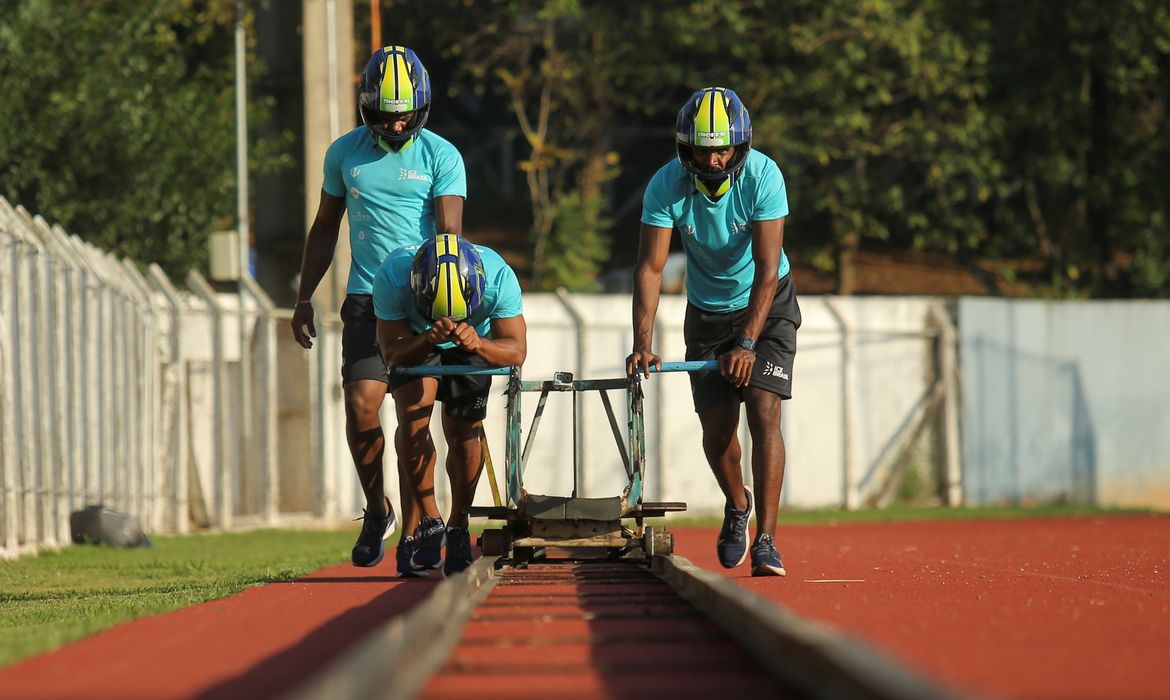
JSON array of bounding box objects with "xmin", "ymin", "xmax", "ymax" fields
[
  {"xmin": 291, "ymin": 190, "xmax": 346, "ymax": 348},
  {"xmin": 434, "ymin": 195, "xmax": 464, "ymax": 236},
  {"xmin": 627, "ymin": 223, "xmax": 672, "ymax": 377}
]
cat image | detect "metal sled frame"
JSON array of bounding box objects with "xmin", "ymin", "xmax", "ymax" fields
[{"xmin": 394, "ymin": 361, "xmax": 716, "ymax": 565}]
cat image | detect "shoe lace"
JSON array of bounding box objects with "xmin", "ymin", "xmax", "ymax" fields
[
  {"xmin": 417, "ymin": 516, "xmax": 445, "ymax": 539},
  {"xmin": 354, "ymin": 509, "xmax": 386, "ymax": 542},
  {"xmin": 719, "ymin": 501, "xmax": 749, "ymax": 541},
  {"xmin": 753, "ymin": 533, "xmax": 776, "ymax": 554}
]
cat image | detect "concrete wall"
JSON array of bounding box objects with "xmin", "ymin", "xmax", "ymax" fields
[
  {"xmin": 959, "ymin": 298, "xmax": 1170, "ymax": 509},
  {"xmin": 354, "ymin": 293, "xmax": 946, "ymax": 518}
]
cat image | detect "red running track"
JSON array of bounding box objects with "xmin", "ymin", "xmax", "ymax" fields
[
  {"xmin": 673, "ymin": 515, "xmax": 1170, "ymax": 700},
  {"xmin": 0, "ymin": 515, "xmax": 1166, "ymax": 699}
]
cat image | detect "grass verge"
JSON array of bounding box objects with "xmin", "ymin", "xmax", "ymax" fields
[{"xmin": 0, "ymin": 528, "xmax": 355, "ymax": 668}]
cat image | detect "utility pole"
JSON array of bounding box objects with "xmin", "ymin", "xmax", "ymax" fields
[
  {"xmin": 302, "ymin": 0, "xmax": 354, "ymax": 312},
  {"xmin": 235, "ymin": 0, "xmax": 250, "ymax": 279}
]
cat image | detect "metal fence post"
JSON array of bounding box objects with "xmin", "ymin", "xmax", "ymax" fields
[
  {"xmin": 0, "ymin": 208, "xmax": 26, "ymax": 554},
  {"xmin": 123, "ymin": 260, "xmax": 159, "ymax": 529},
  {"xmin": 241, "ymin": 275, "xmax": 279, "ymax": 524},
  {"xmin": 187, "ymin": 270, "xmax": 232, "ymax": 530},
  {"xmin": 0, "ymin": 305, "xmax": 18, "ymax": 557},
  {"xmin": 930, "ymin": 302, "xmax": 964, "ymax": 506},
  {"xmin": 149, "ymin": 265, "xmax": 190, "ymax": 534},
  {"xmin": 555, "ymin": 289, "xmax": 588, "ymax": 496},
  {"xmin": 35, "ymin": 216, "xmax": 79, "ymax": 544},
  {"xmin": 825, "ymin": 298, "xmax": 860, "ymax": 509}
]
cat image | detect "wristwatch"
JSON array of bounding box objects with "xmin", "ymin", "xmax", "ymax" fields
[{"xmin": 736, "ymin": 336, "xmax": 756, "ymax": 352}]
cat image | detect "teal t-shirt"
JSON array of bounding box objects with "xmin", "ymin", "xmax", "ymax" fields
[
  {"xmin": 322, "ymin": 127, "xmax": 467, "ymax": 295},
  {"xmin": 371, "ymin": 243, "xmax": 524, "ymax": 342},
  {"xmin": 641, "ymin": 149, "xmax": 790, "ymax": 312}
]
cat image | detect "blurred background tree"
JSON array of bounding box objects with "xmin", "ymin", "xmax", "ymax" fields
[
  {"xmin": 0, "ymin": 0, "xmax": 291, "ymax": 279},
  {"xmin": 2, "ymin": 0, "xmax": 1167, "ymax": 296}
]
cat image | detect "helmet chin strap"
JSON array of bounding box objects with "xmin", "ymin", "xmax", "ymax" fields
[
  {"xmin": 695, "ymin": 174, "xmax": 732, "ymax": 198},
  {"xmin": 377, "ymin": 134, "xmax": 416, "ymax": 153}
]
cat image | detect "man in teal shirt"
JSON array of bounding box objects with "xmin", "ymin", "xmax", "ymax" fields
[
  {"xmin": 374, "ymin": 233, "xmax": 526, "ymax": 576},
  {"xmin": 290, "ymin": 46, "xmax": 466, "ymax": 572},
  {"xmin": 627, "ymin": 87, "xmax": 800, "ymax": 577}
]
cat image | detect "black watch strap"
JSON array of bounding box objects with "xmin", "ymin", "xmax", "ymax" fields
[{"xmin": 736, "ymin": 336, "xmax": 756, "ymax": 351}]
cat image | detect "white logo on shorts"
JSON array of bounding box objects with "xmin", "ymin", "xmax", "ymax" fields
[
  {"xmin": 763, "ymin": 360, "xmax": 789, "ymax": 381},
  {"xmin": 351, "ymin": 167, "xmax": 361, "ymax": 178}
]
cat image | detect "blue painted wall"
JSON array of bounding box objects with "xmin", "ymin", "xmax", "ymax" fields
[{"xmin": 959, "ymin": 298, "xmax": 1170, "ymax": 508}]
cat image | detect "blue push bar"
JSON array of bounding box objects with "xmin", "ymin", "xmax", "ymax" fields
[
  {"xmin": 647, "ymin": 360, "xmax": 719, "ymax": 374},
  {"xmin": 392, "ymin": 360, "xmax": 717, "ymax": 377},
  {"xmin": 392, "ymin": 365, "xmax": 515, "ymax": 377}
]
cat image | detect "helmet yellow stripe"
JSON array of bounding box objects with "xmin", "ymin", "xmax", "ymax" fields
[
  {"xmin": 433, "ymin": 261, "xmax": 469, "ymax": 320},
  {"xmin": 380, "ymin": 46, "xmax": 415, "ymax": 111},
  {"xmin": 694, "ymin": 88, "xmax": 731, "ymax": 147}
]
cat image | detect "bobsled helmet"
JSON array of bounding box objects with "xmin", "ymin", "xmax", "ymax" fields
[
  {"xmin": 358, "ymin": 45, "xmax": 432, "ymax": 150},
  {"xmin": 675, "ymin": 86, "xmax": 752, "ymax": 197},
  {"xmin": 410, "ymin": 234, "xmax": 486, "ymax": 322}
]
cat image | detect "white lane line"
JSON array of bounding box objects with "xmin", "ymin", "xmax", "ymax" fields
[{"xmin": 805, "ymin": 579, "xmax": 866, "ymax": 583}]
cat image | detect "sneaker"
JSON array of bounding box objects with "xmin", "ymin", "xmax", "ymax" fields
[
  {"xmin": 412, "ymin": 515, "xmax": 446, "ymax": 570},
  {"xmin": 716, "ymin": 488, "xmax": 753, "ymax": 568},
  {"xmin": 443, "ymin": 527, "xmax": 474, "ymax": 577},
  {"xmin": 395, "ymin": 536, "xmax": 428, "ymax": 579},
  {"xmin": 750, "ymin": 533, "xmax": 787, "ymax": 577},
  {"xmin": 351, "ymin": 500, "xmax": 397, "ymax": 567}
]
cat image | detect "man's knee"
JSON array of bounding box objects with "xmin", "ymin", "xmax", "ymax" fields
[
  {"xmin": 698, "ymin": 405, "xmax": 739, "ymax": 445},
  {"xmin": 345, "ymin": 383, "xmax": 385, "ymax": 422},
  {"xmin": 745, "ymin": 388, "xmax": 782, "ymax": 422}
]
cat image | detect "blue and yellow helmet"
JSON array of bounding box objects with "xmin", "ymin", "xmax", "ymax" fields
[
  {"xmin": 675, "ymin": 87, "xmax": 752, "ymax": 196},
  {"xmin": 358, "ymin": 46, "xmax": 431, "ymax": 149},
  {"xmin": 410, "ymin": 234, "xmax": 486, "ymax": 322}
]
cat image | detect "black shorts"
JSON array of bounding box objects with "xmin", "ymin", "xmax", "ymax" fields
[
  {"xmin": 684, "ymin": 274, "xmax": 801, "ymax": 412},
  {"xmin": 340, "ymin": 294, "xmax": 390, "ymax": 385},
  {"xmin": 388, "ymin": 346, "xmax": 493, "ymax": 422}
]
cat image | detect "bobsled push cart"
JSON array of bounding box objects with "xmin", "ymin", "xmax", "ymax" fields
[{"xmin": 395, "ymin": 360, "xmax": 718, "ymax": 566}]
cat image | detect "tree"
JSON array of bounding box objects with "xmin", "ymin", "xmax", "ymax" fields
[
  {"xmin": 720, "ymin": 0, "xmax": 998, "ymax": 293},
  {"xmin": 971, "ymin": 0, "xmax": 1170, "ymax": 297},
  {"xmin": 380, "ymin": 0, "xmax": 721, "ymax": 291},
  {"xmin": 0, "ymin": 0, "xmax": 289, "ymax": 279}
]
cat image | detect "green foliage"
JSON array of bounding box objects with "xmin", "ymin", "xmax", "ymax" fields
[
  {"xmin": 734, "ymin": 1, "xmax": 999, "ymax": 275},
  {"xmin": 541, "ymin": 190, "xmax": 611, "ymax": 291},
  {"xmin": 971, "ymin": 0, "xmax": 1170, "ymax": 296},
  {"xmin": 0, "ymin": 0, "xmax": 290, "ymax": 279}
]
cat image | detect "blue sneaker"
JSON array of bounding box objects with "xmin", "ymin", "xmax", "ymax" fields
[
  {"xmin": 412, "ymin": 515, "xmax": 446, "ymax": 570},
  {"xmin": 443, "ymin": 527, "xmax": 474, "ymax": 577},
  {"xmin": 750, "ymin": 533, "xmax": 787, "ymax": 577},
  {"xmin": 395, "ymin": 536, "xmax": 428, "ymax": 579},
  {"xmin": 716, "ymin": 488, "xmax": 753, "ymax": 568},
  {"xmin": 351, "ymin": 500, "xmax": 397, "ymax": 567}
]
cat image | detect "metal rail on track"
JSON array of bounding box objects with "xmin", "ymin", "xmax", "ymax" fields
[
  {"xmin": 286, "ymin": 553, "xmax": 963, "ymax": 700},
  {"xmin": 294, "ymin": 361, "xmax": 961, "ymax": 698}
]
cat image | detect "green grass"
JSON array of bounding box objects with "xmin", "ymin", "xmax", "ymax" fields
[
  {"xmin": 1, "ymin": 505, "xmax": 1154, "ymax": 669},
  {"xmin": 0, "ymin": 528, "xmax": 355, "ymax": 669}
]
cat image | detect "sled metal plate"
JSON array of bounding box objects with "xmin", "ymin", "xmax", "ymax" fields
[{"xmin": 522, "ymin": 494, "xmax": 623, "ymax": 520}]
